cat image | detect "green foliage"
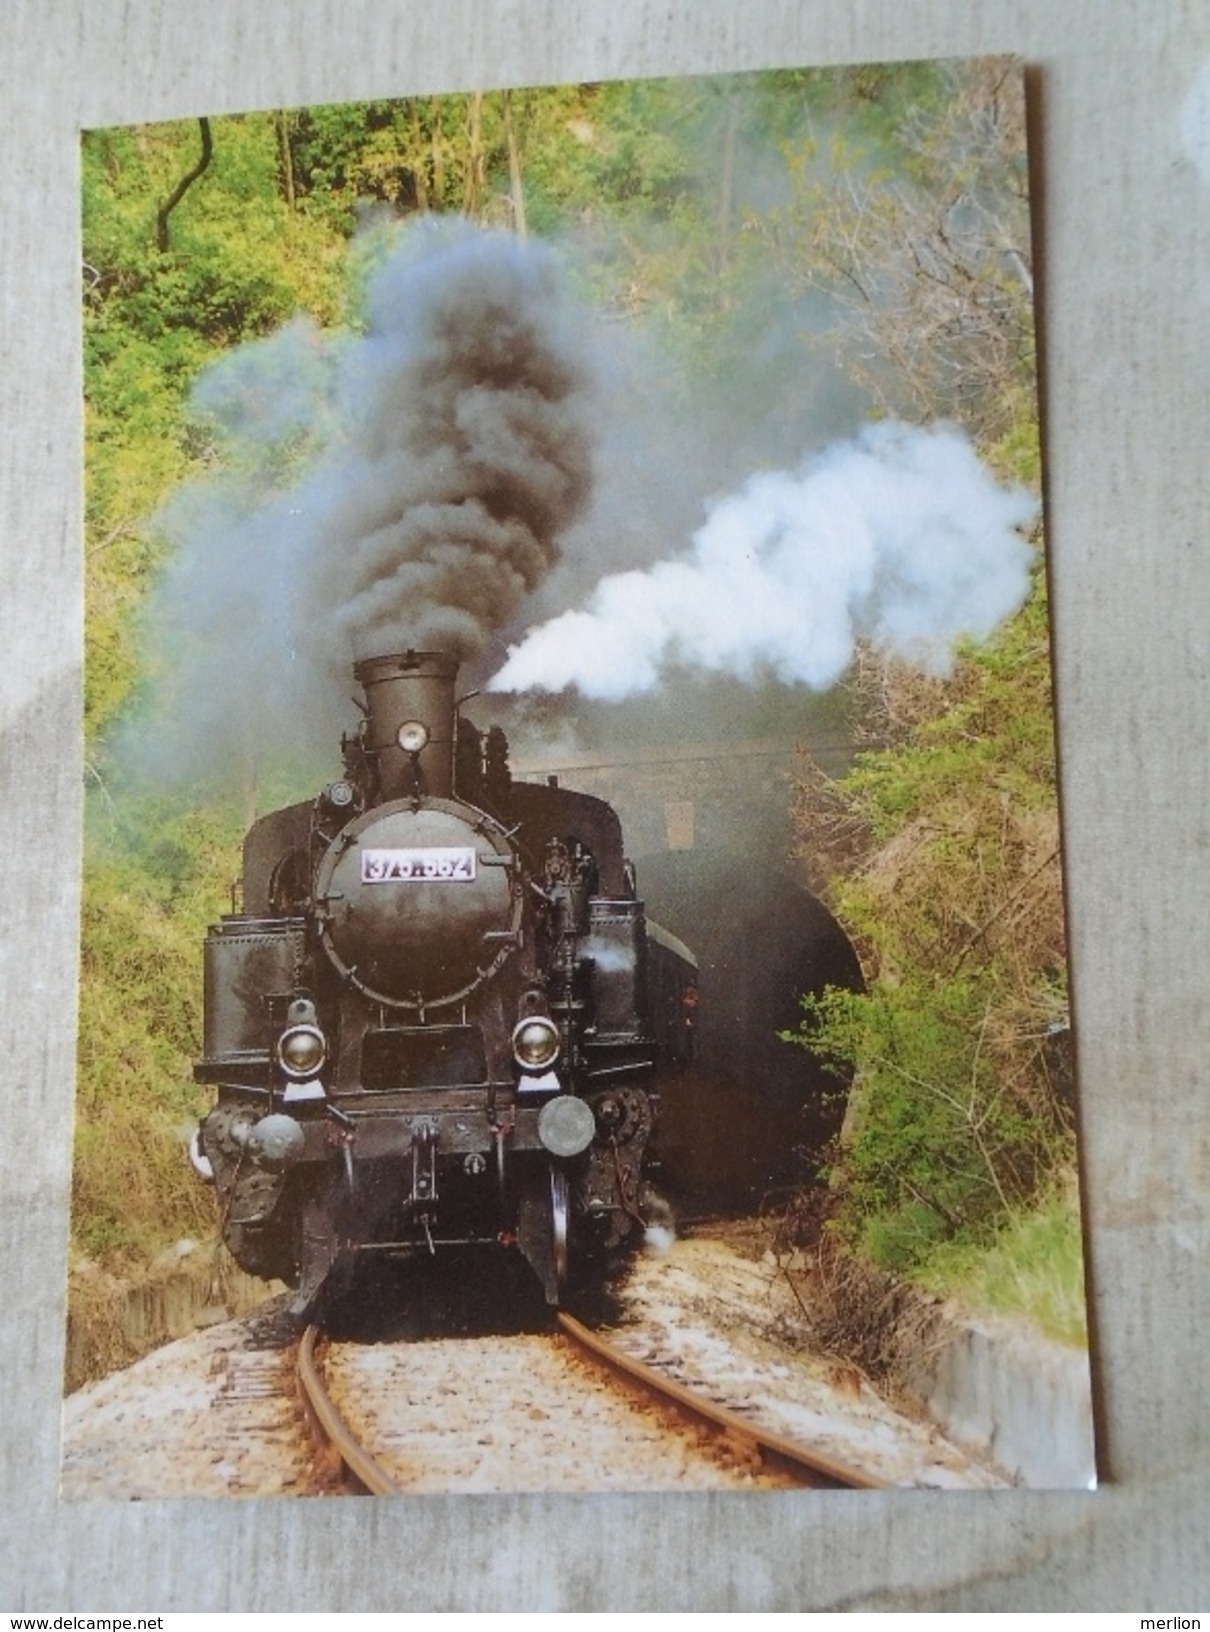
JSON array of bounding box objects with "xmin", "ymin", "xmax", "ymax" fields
[
  {"xmin": 74, "ymin": 801, "xmax": 242, "ymax": 1261},
  {"xmin": 79, "ymin": 112, "xmax": 364, "ymax": 1268},
  {"xmin": 82, "ymin": 115, "xmax": 350, "ymax": 748},
  {"xmin": 571, "ymin": 76, "xmax": 801, "ymax": 369},
  {"xmin": 756, "ymin": 62, "xmax": 1074, "ymax": 1317},
  {"xmin": 838, "ymin": 563, "xmax": 1056, "ymax": 843},
  {"xmin": 916, "ymin": 1174, "xmax": 1088, "ymax": 1345},
  {"xmin": 286, "ymin": 100, "xmax": 455, "ymax": 228},
  {"xmin": 788, "ymin": 569, "xmax": 1073, "ymax": 1290},
  {"xmin": 799, "ymin": 975, "xmax": 1052, "ymax": 1272},
  {"xmin": 760, "ymin": 57, "xmax": 1036, "ymax": 443}
]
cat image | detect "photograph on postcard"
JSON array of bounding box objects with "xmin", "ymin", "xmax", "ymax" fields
[{"xmin": 63, "ymin": 57, "xmax": 1095, "ymax": 1496}]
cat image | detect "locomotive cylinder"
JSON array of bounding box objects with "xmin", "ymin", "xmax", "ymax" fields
[{"xmin": 354, "ymin": 650, "xmax": 459, "ymax": 800}]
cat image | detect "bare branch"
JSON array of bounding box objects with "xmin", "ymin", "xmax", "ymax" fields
[{"xmin": 156, "ymin": 117, "xmax": 213, "ymax": 253}]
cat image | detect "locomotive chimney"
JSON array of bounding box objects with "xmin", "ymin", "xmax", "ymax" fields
[{"xmin": 353, "ymin": 650, "xmax": 460, "ymax": 801}]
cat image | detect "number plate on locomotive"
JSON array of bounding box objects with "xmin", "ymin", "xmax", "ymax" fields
[{"xmin": 361, "ymin": 846, "xmax": 478, "ymax": 882}]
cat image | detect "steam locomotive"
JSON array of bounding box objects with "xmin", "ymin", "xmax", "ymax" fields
[{"xmin": 191, "ymin": 650, "xmax": 697, "ymax": 1316}]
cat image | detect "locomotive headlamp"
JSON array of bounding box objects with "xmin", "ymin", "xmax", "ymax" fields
[
  {"xmin": 275, "ymin": 1023, "xmax": 327, "ymax": 1080},
  {"xmin": 512, "ymin": 1015, "xmax": 561, "ymax": 1072},
  {"xmin": 396, "ymin": 720, "xmax": 430, "ymax": 754}
]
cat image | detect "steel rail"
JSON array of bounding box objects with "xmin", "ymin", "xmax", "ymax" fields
[
  {"xmin": 297, "ymin": 1324, "xmax": 402, "ymax": 1496},
  {"xmin": 555, "ymin": 1310, "xmax": 891, "ymax": 1490}
]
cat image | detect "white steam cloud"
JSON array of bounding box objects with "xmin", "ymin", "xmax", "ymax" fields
[{"xmin": 489, "ymin": 422, "xmax": 1037, "ymax": 700}]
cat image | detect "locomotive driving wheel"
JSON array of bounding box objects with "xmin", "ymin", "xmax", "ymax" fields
[{"xmin": 550, "ymin": 1163, "xmax": 570, "ymax": 1295}]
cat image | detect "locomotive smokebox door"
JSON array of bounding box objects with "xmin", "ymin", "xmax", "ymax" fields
[{"xmin": 315, "ymin": 799, "xmax": 521, "ymax": 1008}]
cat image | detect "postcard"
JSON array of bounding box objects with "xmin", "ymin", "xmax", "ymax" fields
[{"xmin": 63, "ymin": 56, "xmax": 1095, "ymax": 1497}]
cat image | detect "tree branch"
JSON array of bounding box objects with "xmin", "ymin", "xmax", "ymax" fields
[{"xmin": 156, "ymin": 117, "xmax": 213, "ymax": 252}]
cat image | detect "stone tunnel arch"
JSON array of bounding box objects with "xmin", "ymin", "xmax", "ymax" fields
[{"xmin": 637, "ymin": 844, "xmax": 865, "ymax": 1211}]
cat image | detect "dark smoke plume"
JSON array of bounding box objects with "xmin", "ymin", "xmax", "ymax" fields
[
  {"xmin": 311, "ymin": 223, "xmax": 595, "ymax": 662},
  {"xmin": 135, "ymin": 221, "xmax": 597, "ymax": 782}
]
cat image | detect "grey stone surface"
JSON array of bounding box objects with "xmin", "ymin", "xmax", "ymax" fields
[
  {"xmin": 3, "ymin": 0, "xmax": 1209, "ymax": 1609},
  {"xmin": 904, "ymin": 1313, "xmax": 1098, "ymax": 1490}
]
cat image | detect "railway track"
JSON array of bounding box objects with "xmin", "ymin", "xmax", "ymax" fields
[
  {"xmin": 554, "ymin": 1311, "xmax": 888, "ymax": 1490},
  {"xmin": 297, "ymin": 1316, "xmax": 886, "ymax": 1494},
  {"xmin": 62, "ymin": 1230, "xmax": 1005, "ymax": 1497},
  {"xmin": 297, "ymin": 1324, "xmax": 402, "ymax": 1494}
]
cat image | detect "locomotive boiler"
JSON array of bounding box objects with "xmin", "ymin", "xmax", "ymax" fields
[{"xmin": 192, "ymin": 650, "xmax": 697, "ymax": 1316}]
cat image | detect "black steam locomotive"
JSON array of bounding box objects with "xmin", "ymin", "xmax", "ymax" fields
[{"xmin": 191, "ymin": 650, "xmax": 697, "ymax": 1316}]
